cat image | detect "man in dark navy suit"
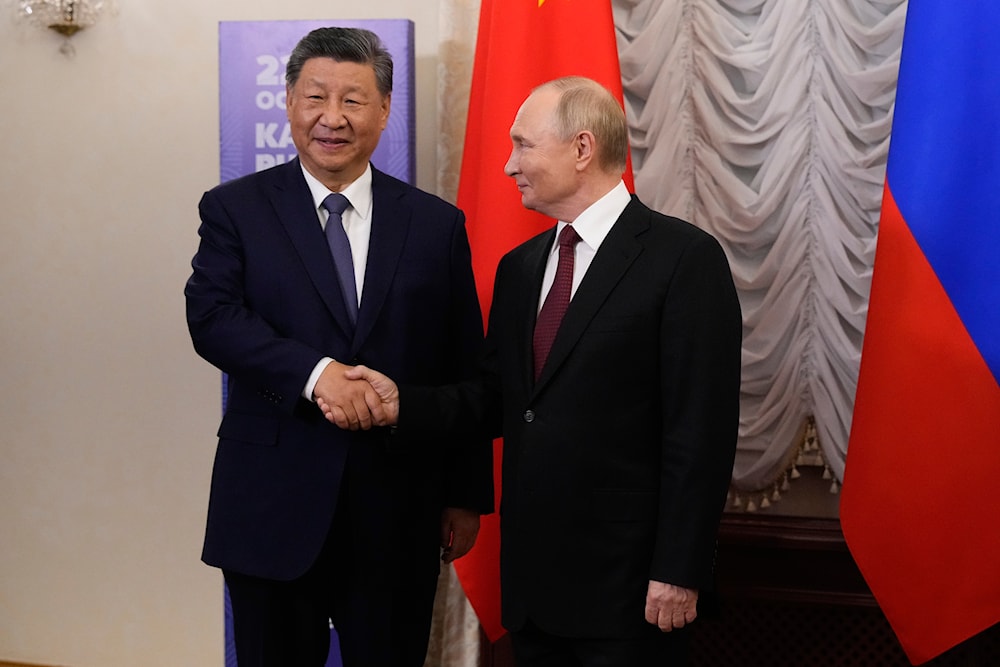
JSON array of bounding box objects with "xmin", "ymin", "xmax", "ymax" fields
[
  {"xmin": 185, "ymin": 27, "xmax": 491, "ymax": 667},
  {"xmin": 328, "ymin": 77, "xmax": 742, "ymax": 666}
]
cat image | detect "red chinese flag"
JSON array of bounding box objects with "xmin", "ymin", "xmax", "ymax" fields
[
  {"xmin": 454, "ymin": 0, "xmax": 632, "ymax": 642},
  {"xmin": 840, "ymin": 2, "xmax": 1000, "ymax": 663}
]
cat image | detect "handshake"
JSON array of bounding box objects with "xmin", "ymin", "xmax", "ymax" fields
[{"xmin": 314, "ymin": 361, "xmax": 400, "ymax": 431}]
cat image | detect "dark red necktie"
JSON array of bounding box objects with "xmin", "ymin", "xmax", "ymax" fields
[{"xmin": 533, "ymin": 225, "xmax": 581, "ymax": 381}]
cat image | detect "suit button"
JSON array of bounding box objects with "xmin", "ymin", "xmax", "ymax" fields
[{"xmin": 523, "ymin": 409, "xmax": 535, "ymax": 423}]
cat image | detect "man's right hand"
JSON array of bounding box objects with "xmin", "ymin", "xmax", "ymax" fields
[
  {"xmin": 317, "ymin": 364, "xmax": 399, "ymax": 429},
  {"xmin": 313, "ymin": 360, "xmax": 387, "ymax": 430}
]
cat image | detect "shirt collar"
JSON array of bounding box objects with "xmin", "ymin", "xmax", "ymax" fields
[
  {"xmin": 300, "ymin": 162, "xmax": 374, "ymax": 218},
  {"xmin": 552, "ymin": 180, "xmax": 631, "ymax": 254}
]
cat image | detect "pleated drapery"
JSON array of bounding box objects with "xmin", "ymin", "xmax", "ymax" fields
[{"xmin": 615, "ymin": 0, "xmax": 905, "ymax": 492}]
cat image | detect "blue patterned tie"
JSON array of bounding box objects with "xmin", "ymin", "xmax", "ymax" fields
[{"xmin": 322, "ymin": 193, "xmax": 358, "ymax": 326}]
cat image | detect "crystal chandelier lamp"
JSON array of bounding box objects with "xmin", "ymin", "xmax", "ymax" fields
[{"xmin": 14, "ymin": 0, "xmax": 114, "ymax": 37}]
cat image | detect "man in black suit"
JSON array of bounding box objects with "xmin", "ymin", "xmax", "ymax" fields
[
  {"xmin": 185, "ymin": 27, "xmax": 491, "ymax": 667},
  {"xmin": 324, "ymin": 76, "xmax": 742, "ymax": 666}
]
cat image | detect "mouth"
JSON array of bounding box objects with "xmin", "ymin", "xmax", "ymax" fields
[{"xmin": 315, "ymin": 137, "xmax": 349, "ymax": 150}]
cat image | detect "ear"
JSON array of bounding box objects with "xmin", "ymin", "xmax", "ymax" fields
[
  {"xmin": 380, "ymin": 92, "xmax": 392, "ymax": 129},
  {"xmin": 285, "ymin": 84, "xmax": 295, "ymax": 121},
  {"xmin": 574, "ymin": 131, "xmax": 597, "ymax": 171}
]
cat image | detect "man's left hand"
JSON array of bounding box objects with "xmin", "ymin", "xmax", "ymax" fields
[{"xmin": 645, "ymin": 581, "xmax": 698, "ymax": 632}]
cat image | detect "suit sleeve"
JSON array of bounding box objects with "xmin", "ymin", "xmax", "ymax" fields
[
  {"xmin": 184, "ymin": 188, "xmax": 324, "ymax": 414},
  {"xmin": 437, "ymin": 212, "xmax": 497, "ymax": 514},
  {"xmin": 397, "ymin": 248, "xmax": 506, "ymax": 442},
  {"xmin": 651, "ymin": 231, "xmax": 742, "ymax": 590}
]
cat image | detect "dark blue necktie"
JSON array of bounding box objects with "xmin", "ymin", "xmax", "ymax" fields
[{"xmin": 322, "ymin": 193, "xmax": 358, "ymax": 326}]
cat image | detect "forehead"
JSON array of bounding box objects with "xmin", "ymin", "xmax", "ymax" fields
[
  {"xmin": 295, "ymin": 58, "xmax": 379, "ymax": 91},
  {"xmin": 510, "ymin": 88, "xmax": 560, "ymax": 138}
]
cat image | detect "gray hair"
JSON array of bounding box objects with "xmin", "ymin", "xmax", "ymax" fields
[
  {"xmin": 285, "ymin": 27, "xmax": 393, "ymax": 97},
  {"xmin": 540, "ymin": 76, "xmax": 629, "ymax": 174}
]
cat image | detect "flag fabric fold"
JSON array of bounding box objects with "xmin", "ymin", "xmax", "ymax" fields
[
  {"xmin": 454, "ymin": 0, "xmax": 632, "ymax": 642},
  {"xmin": 840, "ymin": 2, "xmax": 1000, "ymax": 664}
]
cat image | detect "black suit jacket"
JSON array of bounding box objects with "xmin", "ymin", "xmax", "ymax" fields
[
  {"xmin": 185, "ymin": 160, "xmax": 492, "ymax": 582},
  {"xmin": 402, "ymin": 196, "xmax": 741, "ymax": 638}
]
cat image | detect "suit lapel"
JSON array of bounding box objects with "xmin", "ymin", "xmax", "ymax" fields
[
  {"xmin": 532, "ymin": 200, "xmax": 648, "ymax": 393},
  {"xmin": 352, "ymin": 168, "xmax": 408, "ymax": 355},
  {"xmin": 269, "ymin": 159, "xmax": 355, "ymax": 338},
  {"xmin": 518, "ymin": 229, "xmax": 557, "ymax": 387}
]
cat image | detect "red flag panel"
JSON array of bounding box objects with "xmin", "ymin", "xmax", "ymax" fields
[{"xmin": 841, "ymin": 187, "xmax": 1000, "ymax": 664}]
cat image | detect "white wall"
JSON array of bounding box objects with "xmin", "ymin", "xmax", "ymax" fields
[{"xmin": 0, "ymin": 2, "xmax": 445, "ymax": 665}]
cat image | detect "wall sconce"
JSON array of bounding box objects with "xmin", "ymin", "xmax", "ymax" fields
[{"xmin": 12, "ymin": 1, "xmax": 117, "ymax": 55}]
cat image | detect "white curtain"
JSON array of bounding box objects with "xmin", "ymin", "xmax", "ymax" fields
[
  {"xmin": 615, "ymin": 0, "xmax": 905, "ymax": 492},
  {"xmin": 431, "ymin": 0, "xmax": 906, "ymax": 662}
]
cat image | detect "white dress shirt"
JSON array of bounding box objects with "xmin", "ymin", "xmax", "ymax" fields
[
  {"xmin": 300, "ymin": 163, "xmax": 375, "ymax": 400},
  {"xmin": 302, "ymin": 163, "xmax": 373, "ymax": 304},
  {"xmin": 537, "ymin": 180, "xmax": 631, "ymax": 312}
]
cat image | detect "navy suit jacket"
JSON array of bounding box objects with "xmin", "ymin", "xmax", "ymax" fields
[
  {"xmin": 186, "ymin": 160, "xmax": 492, "ymax": 581},
  {"xmin": 401, "ymin": 196, "xmax": 741, "ymax": 637}
]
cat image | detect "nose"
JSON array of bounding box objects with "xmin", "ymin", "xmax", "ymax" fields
[
  {"xmin": 320, "ymin": 100, "xmax": 347, "ymax": 128},
  {"xmin": 504, "ymin": 149, "xmax": 518, "ymax": 177}
]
